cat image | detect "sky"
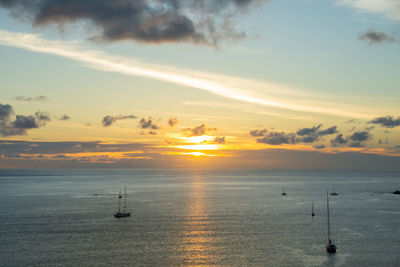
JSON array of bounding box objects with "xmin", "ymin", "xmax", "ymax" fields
[{"xmin": 0, "ymin": 0, "xmax": 399, "ymax": 170}]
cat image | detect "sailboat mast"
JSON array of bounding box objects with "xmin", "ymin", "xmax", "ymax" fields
[
  {"xmin": 123, "ymin": 186, "xmax": 127, "ymax": 213},
  {"xmin": 118, "ymin": 190, "xmax": 121, "ymax": 213},
  {"xmin": 327, "ymin": 191, "xmax": 331, "ymax": 241}
]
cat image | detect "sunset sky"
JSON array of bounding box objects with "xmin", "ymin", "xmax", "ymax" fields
[{"xmin": 0, "ymin": 0, "xmax": 399, "ymax": 169}]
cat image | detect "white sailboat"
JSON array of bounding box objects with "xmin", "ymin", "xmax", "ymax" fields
[{"xmin": 114, "ymin": 186, "xmax": 131, "ymax": 218}]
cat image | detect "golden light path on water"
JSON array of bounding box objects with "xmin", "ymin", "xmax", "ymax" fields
[{"xmin": 178, "ymin": 175, "xmax": 219, "ymax": 265}]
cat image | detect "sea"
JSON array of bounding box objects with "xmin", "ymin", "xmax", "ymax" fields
[{"xmin": 0, "ymin": 169, "xmax": 399, "ymax": 266}]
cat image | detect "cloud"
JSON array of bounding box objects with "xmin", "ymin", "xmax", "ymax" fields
[
  {"xmin": 212, "ymin": 137, "xmax": 226, "ymax": 144},
  {"xmin": 14, "ymin": 95, "xmax": 49, "ymax": 102},
  {"xmin": 331, "ymin": 134, "xmax": 347, "ymax": 146},
  {"xmin": 139, "ymin": 117, "xmax": 159, "ymax": 130},
  {"xmin": 0, "ymin": 104, "xmax": 51, "ymax": 136},
  {"xmin": 256, "ymin": 131, "xmax": 296, "ymax": 145},
  {"xmin": 378, "ymin": 138, "xmax": 389, "ymax": 145},
  {"xmin": 138, "ymin": 117, "xmax": 160, "ymax": 135},
  {"xmin": 296, "ymin": 125, "xmax": 337, "ymax": 137},
  {"xmin": 34, "ymin": 111, "xmax": 51, "ymax": 122},
  {"xmin": 369, "ymin": 116, "xmax": 400, "ymax": 128},
  {"xmin": 183, "ymin": 124, "xmax": 217, "ymax": 137},
  {"xmin": 1, "ymin": 140, "xmax": 399, "ymax": 170},
  {"xmin": 331, "ymin": 131, "xmax": 372, "ymax": 147},
  {"xmin": 250, "ymin": 129, "xmax": 268, "ymax": 137},
  {"xmin": 102, "ymin": 114, "xmax": 136, "ymax": 127},
  {"xmin": 358, "ymin": 30, "xmax": 396, "ymax": 44},
  {"xmin": 0, "ymin": 140, "xmax": 147, "ymax": 154},
  {"xmin": 59, "ymin": 114, "xmax": 70, "ymax": 120},
  {"xmin": 296, "ymin": 125, "xmax": 338, "ymax": 143},
  {"xmin": 349, "ymin": 131, "xmax": 371, "ymax": 142},
  {"xmin": 296, "ymin": 125, "xmax": 322, "ymax": 136},
  {"xmin": 0, "ymin": 0, "xmax": 268, "ymax": 46},
  {"xmin": 0, "ymin": 103, "xmax": 12, "ymax": 120},
  {"xmin": 338, "ymin": 0, "xmax": 400, "ymax": 22},
  {"xmin": 168, "ymin": 118, "xmax": 179, "ymax": 127},
  {"xmin": 252, "ymin": 124, "xmax": 338, "ymax": 145},
  {"xmin": 0, "ymin": 29, "xmax": 375, "ymax": 119},
  {"xmin": 318, "ymin": 126, "xmax": 338, "ymax": 136}
]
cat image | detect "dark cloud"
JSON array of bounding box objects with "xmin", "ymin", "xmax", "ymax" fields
[
  {"xmin": 102, "ymin": 114, "xmax": 136, "ymax": 127},
  {"xmin": 139, "ymin": 117, "xmax": 159, "ymax": 130},
  {"xmin": 168, "ymin": 118, "xmax": 179, "ymax": 127},
  {"xmin": 252, "ymin": 124, "xmax": 337, "ymax": 145},
  {"xmin": 59, "ymin": 114, "xmax": 70, "ymax": 120},
  {"xmin": 296, "ymin": 125, "xmax": 337, "ymax": 137},
  {"xmin": 212, "ymin": 136, "xmax": 226, "ymax": 144},
  {"xmin": 250, "ymin": 129, "xmax": 268, "ymax": 137},
  {"xmin": 0, "ymin": 104, "xmax": 51, "ymax": 136},
  {"xmin": 296, "ymin": 135, "xmax": 319, "ymax": 143},
  {"xmin": 52, "ymin": 154, "xmax": 70, "ymax": 159},
  {"xmin": 295, "ymin": 125, "xmax": 338, "ymax": 143},
  {"xmin": 34, "ymin": 111, "xmax": 51, "ymax": 122},
  {"xmin": 183, "ymin": 124, "xmax": 217, "ymax": 137},
  {"xmin": 318, "ymin": 126, "xmax": 338, "ymax": 136},
  {"xmin": 358, "ymin": 30, "xmax": 396, "ymax": 44},
  {"xmin": 369, "ymin": 116, "xmax": 400, "ymax": 128},
  {"xmin": 15, "ymin": 95, "xmax": 49, "ymax": 102},
  {"xmin": 331, "ymin": 134, "xmax": 347, "ymax": 146},
  {"xmin": 0, "ymin": 0, "xmax": 268, "ymax": 45},
  {"xmin": 296, "ymin": 124, "xmax": 321, "ymax": 136},
  {"xmin": 1, "ymin": 140, "xmax": 399, "ymax": 170},
  {"xmin": 256, "ymin": 131, "xmax": 296, "ymax": 145},
  {"xmin": 138, "ymin": 117, "xmax": 160, "ymax": 135},
  {"xmin": 378, "ymin": 138, "xmax": 388, "ymax": 145},
  {"xmin": 349, "ymin": 131, "xmax": 371, "ymax": 142},
  {"xmin": 0, "ymin": 103, "xmax": 13, "ymax": 120},
  {"xmin": 331, "ymin": 131, "xmax": 372, "ymax": 147},
  {"xmin": 0, "ymin": 140, "xmax": 148, "ymax": 155},
  {"xmin": 314, "ymin": 144, "xmax": 326, "ymax": 150}
]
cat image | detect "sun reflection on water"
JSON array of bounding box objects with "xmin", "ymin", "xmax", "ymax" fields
[{"xmin": 178, "ymin": 175, "xmax": 218, "ymax": 266}]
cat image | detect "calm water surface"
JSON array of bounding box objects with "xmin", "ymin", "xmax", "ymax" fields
[{"xmin": 0, "ymin": 169, "xmax": 399, "ymax": 266}]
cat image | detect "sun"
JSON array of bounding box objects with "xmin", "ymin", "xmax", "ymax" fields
[{"xmin": 182, "ymin": 135, "xmax": 214, "ymax": 144}]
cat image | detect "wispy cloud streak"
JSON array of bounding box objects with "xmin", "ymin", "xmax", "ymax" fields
[
  {"xmin": 0, "ymin": 29, "xmax": 373, "ymax": 118},
  {"xmin": 338, "ymin": 0, "xmax": 400, "ymax": 22}
]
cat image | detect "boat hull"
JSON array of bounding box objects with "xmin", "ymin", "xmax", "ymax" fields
[
  {"xmin": 114, "ymin": 212, "xmax": 131, "ymax": 218},
  {"xmin": 326, "ymin": 243, "xmax": 337, "ymax": 253}
]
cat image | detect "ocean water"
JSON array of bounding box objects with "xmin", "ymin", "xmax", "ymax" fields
[{"xmin": 0, "ymin": 169, "xmax": 399, "ymax": 266}]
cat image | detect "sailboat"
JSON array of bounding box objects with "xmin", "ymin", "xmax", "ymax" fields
[
  {"xmin": 330, "ymin": 185, "xmax": 338, "ymax": 196},
  {"xmin": 311, "ymin": 202, "xmax": 315, "ymax": 217},
  {"xmin": 281, "ymin": 186, "xmax": 287, "ymax": 196},
  {"xmin": 114, "ymin": 186, "xmax": 131, "ymax": 218},
  {"xmin": 326, "ymin": 191, "xmax": 337, "ymax": 253}
]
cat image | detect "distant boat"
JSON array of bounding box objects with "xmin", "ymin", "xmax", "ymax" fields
[
  {"xmin": 281, "ymin": 186, "xmax": 287, "ymax": 196},
  {"xmin": 114, "ymin": 186, "xmax": 131, "ymax": 218},
  {"xmin": 330, "ymin": 186, "xmax": 338, "ymax": 196},
  {"xmin": 326, "ymin": 191, "xmax": 337, "ymax": 253},
  {"xmin": 312, "ymin": 202, "xmax": 315, "ymax": 217}
]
